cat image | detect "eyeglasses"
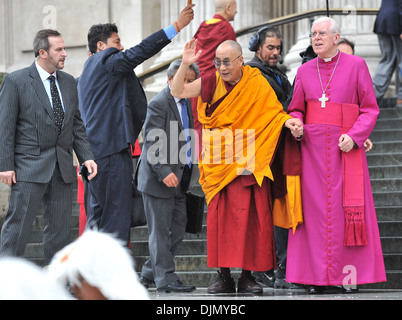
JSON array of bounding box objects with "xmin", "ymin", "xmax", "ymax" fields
[
  {"xmin": 214, "ymin": 55, "xmax": 241, "ymax": 68},
  {"xmin": 309, "ymin": 31, "xmax": 330, "ymax": 39}
]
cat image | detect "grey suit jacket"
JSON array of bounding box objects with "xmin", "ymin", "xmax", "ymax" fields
[
  {"xmin": 0, "ymin": 63, "xmax": 94, "ymax": 184},
  {"xmin": 138, "ymin": 86, "xmax": 195, "ymax": 199}
]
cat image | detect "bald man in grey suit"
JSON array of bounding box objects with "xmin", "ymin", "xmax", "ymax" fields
[{"xmin": 0, "ymin": 30, "xmax": 97, "ymax": 265}]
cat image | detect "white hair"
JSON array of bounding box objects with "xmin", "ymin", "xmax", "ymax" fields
[
  {"xmin": 47, "ymin": 230, "xmax": 149, "ymax": 300},
  {"xmin": 312, "ymin": 17, "xmax": 341, "ymax": 35}
]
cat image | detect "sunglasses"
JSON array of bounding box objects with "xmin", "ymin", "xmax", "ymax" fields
[{"xmin": 213, "ymin": 55, "xmax": 241, "ymax": 68}]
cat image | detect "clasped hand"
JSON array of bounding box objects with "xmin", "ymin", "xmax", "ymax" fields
[{"xmin": 285, "ymin": 118, "xmax": 304, "ymax": 139}]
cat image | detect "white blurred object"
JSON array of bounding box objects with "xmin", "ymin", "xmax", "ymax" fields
[
  {"xmin": 47, "ymin": 230, "xmax": 149, "ymax": 300},
  {"xmin": 0, "ymin": 257, "xmax": 73, "ymax": 300}
]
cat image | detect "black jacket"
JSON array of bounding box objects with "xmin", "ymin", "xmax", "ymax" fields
[{"xmin": 246, "ymin": 56, "xmax": 292, "ymax": 107}]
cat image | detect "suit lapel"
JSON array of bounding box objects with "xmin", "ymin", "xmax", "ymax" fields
[
  {"xmin": 29, "ymin": 63, "xmax": 54, "ymax": 121},
  {"xmin": 166, "ymin": 86, "xmax": 184, "ymax": 132}
]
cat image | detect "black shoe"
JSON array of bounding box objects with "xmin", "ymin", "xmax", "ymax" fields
[
  {"xmin": 157, "ymin": 280, "xmax": 196, "ymax": 293},
  {"xmin": 306, "ymin": 285, "xmax": 324, "ymax": 295},
  {"xmin": 140, "ymin": 276, "xmax": 154, "ymax": 289},
  {"xmin": 207, "ymin": 272, "xmax": 236, "ymax": 294},
  {"xmin": 274, "ymin": 265, "xmax": 299, "ymax": 289},
  {"xmin": 252, "ymin": 270, "xmax": 275, "ymax": 288},
  {"xmin": 237, "ymin": 274, "xmax": 263, "ymax": 294}
]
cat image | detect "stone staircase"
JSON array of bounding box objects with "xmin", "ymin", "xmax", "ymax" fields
[
  {"xmin": 362, "ymin": 101, "xmax": 402, "ymax": 289},
  {"xmin": 23, "ymin": 103, "xmax": 402, "ymax": 290}
]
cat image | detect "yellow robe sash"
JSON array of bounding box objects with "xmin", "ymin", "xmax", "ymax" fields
[{"xmin": 197, "ymin": 65, "xmax": 292, "ymax": 205}]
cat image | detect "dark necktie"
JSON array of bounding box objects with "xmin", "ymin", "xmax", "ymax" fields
[
  {"xmin": 48, "ymin": 75, "xmax": 64, "ymax": 134},
  {"xmin": 180, "ymin": 99, "xmax": 192, "ymax": 168}
]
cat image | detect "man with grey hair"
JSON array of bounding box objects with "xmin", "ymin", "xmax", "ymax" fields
[
  {"xmin": 137, "ymin": 59, "xmax": 199, "ymax": 293},
  {"xmin": 286, "ymin": 17, "xmax": 386, "ymax": 294}
]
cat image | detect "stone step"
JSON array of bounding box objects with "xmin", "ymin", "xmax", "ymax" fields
[
  {"xmin": 375, "ymin": 118, "xmax": 401, "ymax": 130},
  {"xmin": 366, "ymin": 153, "xmax": 402, "ymax": 166},
  {"xmin": 133, "ymin": 255, "xmax": 209, "ymax": 273},
  {"xmin": 370, "ymin": 129, "xmax": 402, "ymax": 142},
  {"xmin": 368, "ymin": 141, "xmax": 402, "ymax": 154},
  {"xmin": 383, "ymin": 253, "xmax": 402, "ymax": 271},
  {"xmin": 371, "ymin": 178, "xmax": 402, "ymax": 193},
  {"xmin": 381, "ymin": 237, "xmax": 402, "ymax": 254},
  {"xmin": 369, "ymin": 165, "xmax": 402, "ymax": 179},
  {"xmin": 362, "ymin": 271, "xmax": 402, "ymax": 290},
  {"xmin": 373, "ymin": 191, "xmax": 402, "ymax": 207},
  {"xmin": 130, "ymin": 239, "xmax": 208, "ymax": 257},
  {"xmin": 377, "ymin": 107, "xmax": 402, "ymax": 120},
  {"xmin": 378, "ymin": 221, "xmax": 402, "ymax": 237},
  {"xmin": 376, "ymin": 206, "xmax": 402, "ymax": 222}
]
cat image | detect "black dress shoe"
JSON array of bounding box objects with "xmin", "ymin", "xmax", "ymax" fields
[
  {"xmin": 207, "ymin": 272, "xmax": 236, "ymax": 294},
  {"xmin": 306, "ymin": 285, "xmax": 324, "ymax": 295},
  {"xmin": 237, "ymin": 274, "xmax": 263, "ymax": 294},
  {"xmin": 157, "ymin": 280, "xmax": 196, "ymax": 293}
]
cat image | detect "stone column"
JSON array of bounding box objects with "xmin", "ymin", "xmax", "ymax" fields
[
  {"xmin": 0, "ymin": 0, "xmax": 13, "ymax": 73},
  {"xmin": 284, "ymin": 0, "xmax": 382, "ymax": 83}
]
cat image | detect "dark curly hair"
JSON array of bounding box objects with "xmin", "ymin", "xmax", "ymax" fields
[{"xmin": 87, "ymin": 23, "xmax": 119, "ymax": 54}]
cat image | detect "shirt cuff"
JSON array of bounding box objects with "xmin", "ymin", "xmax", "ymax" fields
[{"xmin": 164, "ymin": 24, "xmax": 178, "ymax": 40}]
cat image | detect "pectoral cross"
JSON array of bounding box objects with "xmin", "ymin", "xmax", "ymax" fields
[{"xmin": 319, "ymin": 93, "xmax": 329, "ymax": 108}]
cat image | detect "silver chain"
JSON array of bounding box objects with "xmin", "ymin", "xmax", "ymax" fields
[{"xmin": 317, "ymin": 51, "xmax": 342, "ymax": 95}]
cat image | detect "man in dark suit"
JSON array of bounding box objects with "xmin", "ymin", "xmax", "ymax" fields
[
  {"xmin": 77, "ymin": 5, "xmax": 195, "ymax": 245},
  {"xmin": 0, "ymin": 29, "xmax": 97, "ymax": 265},
  {"xmin": 372, "ymin": 0, "xmax": 402, "ymax": 107},
  {"xmin": 138, "ymin": 59, "xmax": 199, "ymax": 293}
]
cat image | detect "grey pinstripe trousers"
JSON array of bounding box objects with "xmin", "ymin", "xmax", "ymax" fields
[{"xmin": 0, "ymin": 164, "xmax": 73, "ymax": 265}]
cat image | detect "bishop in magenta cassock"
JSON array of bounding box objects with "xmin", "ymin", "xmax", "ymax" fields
[{"xmin": 286, "ymin": 17, "xmax": 387, "ymax": 292}]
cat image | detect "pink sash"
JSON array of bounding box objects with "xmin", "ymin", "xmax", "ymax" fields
[{"xmin": 306, "ymin": 102, "xmax": 367, "ymax": 246}]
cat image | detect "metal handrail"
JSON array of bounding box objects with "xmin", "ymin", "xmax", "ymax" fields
[{"xmin": 138, "ymin": 8, "xmax": 379, "ymax": 82}]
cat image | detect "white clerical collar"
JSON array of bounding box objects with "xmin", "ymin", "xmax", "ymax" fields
[{"xmin": 319, "ymin": 50, "xmax": 340, "ymax": 62}]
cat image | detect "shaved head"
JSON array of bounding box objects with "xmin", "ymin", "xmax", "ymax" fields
[
  {"xmin": 215, "ymin": 0, "xmax": 235, "ymax": 11},
  {"xmin": 217, "ymin": 40, "xmax": 243, "ymax": 56},
  {"xmin": 215, "ymin": 0, "xmax": 237, "ymax": 21}
]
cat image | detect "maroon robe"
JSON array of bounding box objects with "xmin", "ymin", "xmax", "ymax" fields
[{"xmin": 192, "ymin": 15, "xmax": 237, "ymax": 156}]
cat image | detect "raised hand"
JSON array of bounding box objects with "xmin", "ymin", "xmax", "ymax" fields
[
  {"xmin": 182, "ymin": 39, "xmax": 202, "ymax": 66},
  {"xmin": 176, "ymin": 4, "xmax": 196, "ymax": 31}
]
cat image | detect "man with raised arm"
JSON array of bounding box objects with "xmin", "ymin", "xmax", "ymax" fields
[{"xmin": 171, "ymin": 39, "xmax": 303, "ymax": 294}]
